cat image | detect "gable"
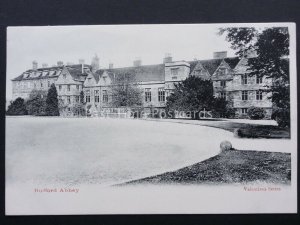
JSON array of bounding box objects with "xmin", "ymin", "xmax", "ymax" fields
[
  {"xmin": 190, "ymin": 61, "xmax": 211, "ymax": 80},
  {"xmin": 211, "ymin": 60, "xmax": 234, "ymax": 80},
  {"xmin": 99, "ymin": 71, "xmax": 112, "ymax": 86},
  {"xmin": 55, "ymin": 68, "xmax": 77, "ymax": 84},
  {"xmin": 234, "ymin": 57, "xmax": 249, "ymax": 74},
  {"xmin": 84, "ymin": 72, "xmax": 98, "ymax": 87}
]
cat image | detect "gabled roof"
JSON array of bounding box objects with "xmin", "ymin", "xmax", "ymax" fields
[
  {"xmin": 12, "ymin": 64, "xmax": 90, "ymax": 81},
  {"xmin": 105, "ymin": 64, "xmax": 165, "ymax": 82},
  {"xmin": 189, "ymin": 57, "xmax": 240, "ymax": 76}
]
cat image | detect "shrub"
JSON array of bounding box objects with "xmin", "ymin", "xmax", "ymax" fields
[
  {"xmin": 6, "ymin": 98, "xmax": 28, "ymax": 115},
  {"xmin": 247, "ymin": 107, "xmax": 265, "ymax": 120},
  {"xmin": 271, "ymin": 108, "xmax": 290, "ymax": 128}
]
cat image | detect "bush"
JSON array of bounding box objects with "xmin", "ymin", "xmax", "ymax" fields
[
  {"xmin": 247, "ymin": 107, "xmax": 265, "ymax": 120},
  {"xmin": 6, "ymin": 98, "xmax": 28, "ymax": 115},
  {"xmin": 271, "ymin": 108, "xmax": 290, "ymax": 128}
]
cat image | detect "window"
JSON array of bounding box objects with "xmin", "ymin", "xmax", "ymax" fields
[
  {"xmin": 219, "ymin": 68, "xmax": 227, "ymax": 75},
  {"xmin": 220, "ymin": 80, "xmax": 226, "ymax": 87},
  {"xmin": 67, "ymin": 96, "xmax": 71, "ymax": 104},
  {"xmin": 68, "ymin": 107, "xmax": 71, "ymax": 112},
  {"xmin": 34, "ymin": 83, "xmax": 37, "ymax": 88},
  {"xmin": 86, "ymin": 90, "xmax": 90, "ymax": 103},
  {"xmin": 256, "ymin": 90, "xmax": 263, "ymax": 100},
  {"xmin": 145, "ymin": 88, "xmax": 151, "ymax": 102},
  {"xmin": 63, "ymin": 74, "xmax": 66, "ymax": 79},
  {"xmin": 40, "ymin": 82, "xmax": 43, "ymax": 88},
  {"xmin": 171, "ymin": 68, "xmax": 179, "ymax": 76},
  {"xmin": 241, "ymin": 74, "xmax": 248, "ymax": 85},
  {"xmin": 76, "ymin": 96, "xmax": 80, "ymax": 103},
  {"xmin": 67, "ymin": 85, "xmax": 71, "ymax": 91},
  {"xmin": 241, "ymin": 108, "xmax": 248, "ymax": 114},
  {"xmin": 256, "ymin": 76, "xmax": 263, "ymax": 84},
  {"xmin": 76, "ymin": 85, "xmax": 79, "ymax": 90},
  {"xmin": 242, "ymin": 91, "xmax": 248, "ymax": 100},
  {"xmin": 172, "ymin": 76, "xmax": 178, "ymax": 80},
  {"xmin": 220, "ymin": 92, "xmax": 226, "ymax": 99},
  {"xmin": 158, "ymin": 88, "xmax": 165, "ymax": 102},
  {"xmin": 48, "ymin": 81, "xmax": 50, "ymax": 87},
  {"xmin": 103, "ymin": 90, "xmax": 108, "ymax": 103},
  {"xmin": 59, "ymin": 85, "xmax": 62, "ymax": 91},
  {"xmin": 95, "ymin": 90, "xmax": 100, "ymax": 103}
]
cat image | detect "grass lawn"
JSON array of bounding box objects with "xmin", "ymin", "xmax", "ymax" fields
[
  {"xmin": 124, "ymin": 149, "xmax": 291, "ymax": 185},
  {"xmin": 151, "ymin": 118, "xmax": 290, "ymax": 139}
]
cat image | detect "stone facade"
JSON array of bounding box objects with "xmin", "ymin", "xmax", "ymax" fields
[{"xmin": 11, "ymin": 53, "xmax": 278, "ymax": 119}]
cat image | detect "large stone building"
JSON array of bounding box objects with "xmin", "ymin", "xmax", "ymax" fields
[{"xmin": 11, "ymin": 52, "xmax": 274, "ymax": 118}]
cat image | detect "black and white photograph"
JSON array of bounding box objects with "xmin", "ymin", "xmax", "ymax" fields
[{"xmin": 5, "ymin": 23, "xmax": 297, "ymax": 215}]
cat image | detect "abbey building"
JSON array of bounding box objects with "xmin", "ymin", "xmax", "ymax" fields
[{"xmin": 11, "ymin": 52, "xmax": 274, "ymax": 118}]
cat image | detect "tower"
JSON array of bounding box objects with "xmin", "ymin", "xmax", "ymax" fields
[{"xmin": 91, "ymin": 54, "xmax": 100, "ymax": 73}]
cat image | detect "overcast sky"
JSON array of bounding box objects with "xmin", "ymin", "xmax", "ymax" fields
[{"xmin": 6, "ymin": 24, "xmax": 246, "ymax": 100}]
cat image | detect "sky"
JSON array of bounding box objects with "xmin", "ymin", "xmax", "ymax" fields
[{"xmin": 6, "ymin": 24, "xmax": 240, "ymax": 100}]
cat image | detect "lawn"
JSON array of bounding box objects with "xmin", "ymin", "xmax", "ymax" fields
[
  {"xmin": 146, "ymin": 118, "xmax": 290, "ymax": 139},
  {"xmin": 124, "ymin": 149, "xmax": 291, "ymax": 185},
  {"xmin": 6, "ymin": 117, "xmax": 225, "ymax": 186}
]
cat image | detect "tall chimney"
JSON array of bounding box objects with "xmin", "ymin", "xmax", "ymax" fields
[
  {"xmin": 213, "ymin": 51, "xmax": 227, "ymax": 59},
  {"xmin": 32, "ymin": 61, "xmax": 38, "ymax": 70},
  {"xmin": 163, "ymin": 53, "xmax": 172, "ymax": 63},
  {"xmin": 133, "ymin": 57, "xmax": 142, "ymax": 67},
  {"xmin": 42, "ymin": 63, "xmax": 48, "ymax": 68},
  {"xmin": 57, "ymin": 61, "xmax": 64, "ymax": 67},
  {"xmin": 79, "ymin": 59, "xmax": 85, "ymax": 73},
  {"xmin": 109, "ymin": 63, "xmax": 114, "ymax": 69}
]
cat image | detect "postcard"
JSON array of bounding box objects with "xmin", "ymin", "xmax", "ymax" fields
[{"xmin": 5, "ymin": 23, "xmax": 297, "ymax": 214}]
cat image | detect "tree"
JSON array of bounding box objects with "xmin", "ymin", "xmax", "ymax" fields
[
  {"xmin": 6, "ymin": 97, "xmax": 28, "ymax": 115},
  {"xmin": 219, "ymin": 27, "xmax": 290, "ymax": 127},
  {"xmin": 110, "ymin": 73, "xmax": 143, "ymax": 110},
  {"xmin": 166, "ymin": 76, "xmax": 215, "ymax": 119},
  {"xmin": 45, "ymin": 84, "xmax": 59, "ymax": 116},
  {"xmin": 26, "ymin": 90, "xmax": 47, "ymax": 116},
  {"xmin": 212, "ymin": 97, "xmax": 236, "ymax": 118}
]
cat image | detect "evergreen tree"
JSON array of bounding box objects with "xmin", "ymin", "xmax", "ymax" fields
[
  {"xmin": 45, "ymin": 84, "xmax": 59, "ymax": 116},
  {"xmin": 26, "ymin": 90, "xmax": 48, "ymax": 116},
  {"xmin": 6, "ymin": 97, "xmax": 28, "ymax": 115},
  {"xmin": 166, "ymin": 76, "xmax": 215, "ymax": 119}
]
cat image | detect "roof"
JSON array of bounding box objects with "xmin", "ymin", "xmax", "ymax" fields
[
  {"xmin": 189, "ymin": 57, "xmax": 240, "ymax": 76},
  {"xmin": 12, "ymin": 64, "xmax": 90, "ymax": 81},
  {"xmin": 105, "ymin": 64, "xmax": 165, "ymax": 82}
]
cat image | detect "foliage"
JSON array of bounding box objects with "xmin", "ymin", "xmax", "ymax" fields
[
  {"xmin": 110, "ymin": 73, "xmax": 143, "ymax": 109},
  {"xmin": 212, "ymin": 97, "xmax": 236, "ymax": 118},
  {"xmin": 247, "ymin": 107, "xmax": 265, "ymax": 120},
  {"xmin": 6, "ymin": 97, "xmax": 28, "ymax": 115},
  {"xmin": 71, "ymin": 103, "xmax": 86, "ymax": 117},
  {"xmin": 26, "ymin": 90, "xmax": 47, "ymax": 116},
  {"xmin": 166, "ymin": 76, "xmax": 215, "ymax": 119},
  {"xmin": 220, "ymin": 27, "xmax": 290, "ymax": 127},
  {"xmin": 45, "ymin": 84, "xmax": 59, "ymax": 116},
  {"xmin": 271, "ymin": 108, "xmax": 290, "ymax": 128}
]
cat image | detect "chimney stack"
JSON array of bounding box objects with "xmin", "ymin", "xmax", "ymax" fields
[
  {"xmin": 79, "ymin": 59, "xmax": 85, "ymax": 73},
  {"xmin": 133, "ymin": 57, "xmax": 142, "ymax": 67},
  {"xmin": 163, "ymin": 53, "xmax": 173, "ymax": 63},
  {"xmin": 42, "ymin": 63, "xmax": 48, "ymax": 68},
  {"xmin": 32, "ymin": 61, "xmax": 38, "ymax": 70},
  {"xmin": 57, "ymin": 61, "xmax": 64, "ymax": 67},
  {"xmin": 213, "ymin": 51, "xmax": 227, "ymax": 59},
  {"xmin": 109, "ymin": 63, "xmax": 114, "ymax": 69}
]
